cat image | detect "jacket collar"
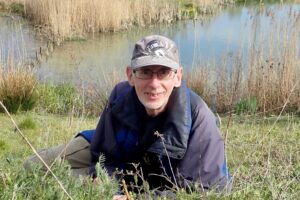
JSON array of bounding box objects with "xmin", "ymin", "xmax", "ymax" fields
[{"xmin": 111, "ymin": 85, "xmax": 143, "ymax": 132}]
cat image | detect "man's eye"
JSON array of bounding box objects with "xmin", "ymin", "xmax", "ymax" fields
[
  {"xmin": 159, "ymin": 69, "xmax": 170, "ymax": 75},
  {"xmin": 141, "ymin": 70, "xmax": 151, "ymax": 75}
]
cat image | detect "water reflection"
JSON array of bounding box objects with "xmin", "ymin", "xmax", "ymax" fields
[
  {"xmin": 0, "ymin": 15, "xmax": 43, "ymax": 64},
  {"xmin": 1, "ymin": 3, "xmax": 299, "ymax": 85}
]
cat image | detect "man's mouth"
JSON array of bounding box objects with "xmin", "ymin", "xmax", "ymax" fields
[{"xmin": 145, "ymin": 92, "xmax": 164, "ymax": 99}]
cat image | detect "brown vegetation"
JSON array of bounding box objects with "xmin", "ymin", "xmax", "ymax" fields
[
  {"xmin": 0, "ymin": 60, "xmax": 37, "ymax": 113},
  {"xmin": 23, "ymin": 0, "xmax": 179, "ymax": 44},
  {"xmin": 187, "ymin": 6, "xmax": 300, "ymax": 114},
  {"xmin": 20, "ymin": 0, "xmax": 228, "ymax": 44}
]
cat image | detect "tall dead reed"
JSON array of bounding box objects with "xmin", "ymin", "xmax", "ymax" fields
[
  {"xmin": 244, "ymin": 6, "xmax": 300, "ymax": 113},
  {"xmin": 22, "ymin": 0, "xmax": 229, "ymax": 44},
  {"xmin": 188, "ymin": 6, "xmax": 300, "ymax": 114},
  {"xmin": 23, "ymin": 0, "xmax": 179, "ymax": 44}
]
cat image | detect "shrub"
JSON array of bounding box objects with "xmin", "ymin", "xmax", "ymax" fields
[
  {"xmin": 9, "ymin": 2, "xmax": 25, "ymax": 15},
  {"xmin": 36, "ymin": 83, "xmax": 83, "ymax": 115},
  {"xmin": 235, "ymin": 96, "xmax": 257, "ymax": 115},
  {"xmin": 0, "ymin": 66, "xmax": 38, "ymax": 114},
  {"xmin": 78, "ymin": 84, "xmax": 110, "ymax": 116}
]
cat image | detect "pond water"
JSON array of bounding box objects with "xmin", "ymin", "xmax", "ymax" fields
[
  {"xmin": 0, "ymin": 3, "xmax": 299, "ymax": 85},
  {"xmin": 0, "ymin": 15, "xmax": 43, "ymax": 64}
]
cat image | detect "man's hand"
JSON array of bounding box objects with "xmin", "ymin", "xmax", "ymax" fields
[{"xmin": 112, "ymin": 195, "xmax": 127, "ymax": 200}]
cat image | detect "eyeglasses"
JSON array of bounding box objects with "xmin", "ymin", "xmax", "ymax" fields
[{"xmin": 133, "ymin": 68, "xmax": 177, "ymax": 80}]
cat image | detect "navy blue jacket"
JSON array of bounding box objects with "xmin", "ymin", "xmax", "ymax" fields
[{"xmin": 83, "ymin": 81, "xmax": 230, "ymax": 190}]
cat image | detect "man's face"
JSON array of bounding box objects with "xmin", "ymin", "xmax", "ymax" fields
[{"xmin": 126, "ymin": 65, "xmax": 182, "ymax": 117}]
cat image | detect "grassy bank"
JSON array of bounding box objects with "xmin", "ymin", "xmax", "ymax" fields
[{"xmin": 0, "ymin": 113, "xmax": 299, "ymax": 199}]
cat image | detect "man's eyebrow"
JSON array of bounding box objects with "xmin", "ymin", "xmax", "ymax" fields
[
  {"xmin": 160, "ymin": 67, "xmax": 170, "ymax": 70},
  {"xmin": 140, "ymin": 67, "xmax": 155, "ymax": 70},
  {"xmin": 140, "ymin": 66, "xmax": 170, "ymax": 71}
]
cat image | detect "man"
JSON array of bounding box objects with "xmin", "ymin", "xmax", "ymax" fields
[{"xmin": 24, "ymin": 35, "xmax": 231, "ymax": 198}]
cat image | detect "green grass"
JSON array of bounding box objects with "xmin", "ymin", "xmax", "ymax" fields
[
  {"xmin": 224, "ymin": 115, "xmax": 300, "ymax": 199},
  {"xmin": 235, "ymin": 97, "xmax": 257, "ymax": 115},
  {"xmin": 0, "ymin": 1, "xmax": 25, "ymax": 15},
  {"xmin": 17, "ymin": 114, "xmax": 37, "ymax": 130},
  {"xmin": 36, "ymin": 83, "xmax": 83, "ymax": 115},
  {"xmin": 0, "ymin": 112, "xmax": 299, "ymax": 199}
]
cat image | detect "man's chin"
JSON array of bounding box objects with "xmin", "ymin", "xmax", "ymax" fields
[
  {"xmin": 143, "ymin": 102, "xmax": 168, "ymax": 115},
  {"xmin": 143, "ymin": 102, "xmax": 163, "ymax": 110}
]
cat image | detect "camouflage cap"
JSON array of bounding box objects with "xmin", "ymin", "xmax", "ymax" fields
[{"xmin": 131, "ymin": 35, "xmax": 180, "ymax": 69}]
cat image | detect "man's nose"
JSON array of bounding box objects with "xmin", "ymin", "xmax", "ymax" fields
[{"xmin": 148, "ymin": 73, "xmax": 161, "ymax": 87}]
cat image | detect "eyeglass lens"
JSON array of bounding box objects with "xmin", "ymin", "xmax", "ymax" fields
[{"xmin": 134, "ymin": 69, "xmax": 176, "ymax": 80}]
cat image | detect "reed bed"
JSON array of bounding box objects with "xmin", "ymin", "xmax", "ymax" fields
[
  {"xmin": 187, "ymin": 5, "xmax": 300, "ymax": 114},
  {"xmin": 22, "ymin": 0, "xmax": 176, "ymax": 44},
  {"xmin": 21, "ymin": 0, "xmax": 228, "ymax": 44}
]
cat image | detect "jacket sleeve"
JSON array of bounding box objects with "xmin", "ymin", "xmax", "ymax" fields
[{"xmin": 177, "ymin": 95, "xmax": 231, "ymax": 191}]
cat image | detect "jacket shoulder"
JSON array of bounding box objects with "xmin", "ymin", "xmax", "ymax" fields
[
  {"xmin": 188, "ymin": 89, "xmax": 218, "ymax": 127},
  {"xmin": 189, "ymin": 90, "xmax": 207, "ymax": 112},
  {"xmin": 109, "ymin": 81, "xmax": 132, "ymax": 103}
]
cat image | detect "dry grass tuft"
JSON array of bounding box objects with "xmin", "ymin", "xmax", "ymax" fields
[{"xmin": 0, "ymin": 61, "xmax": 37, "ymax": 113}]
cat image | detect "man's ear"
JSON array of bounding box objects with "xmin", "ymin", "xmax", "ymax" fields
[
  {"xmin": 174, "ymin": 67, "xmax": 183, "ymax": 87},
  {"xmin": 126, "ymin": 66, "xmax": 135, "ymax": 86}
]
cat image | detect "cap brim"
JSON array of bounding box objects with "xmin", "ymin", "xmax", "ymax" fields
[{"xmin": 131, "ymin": 56, "xmax": 179, "ymax": 69}]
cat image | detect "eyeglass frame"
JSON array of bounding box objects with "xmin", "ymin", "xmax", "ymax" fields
[{"xmin": 132, "ymin": 67, "xmax": 178, "ymax": 80}]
